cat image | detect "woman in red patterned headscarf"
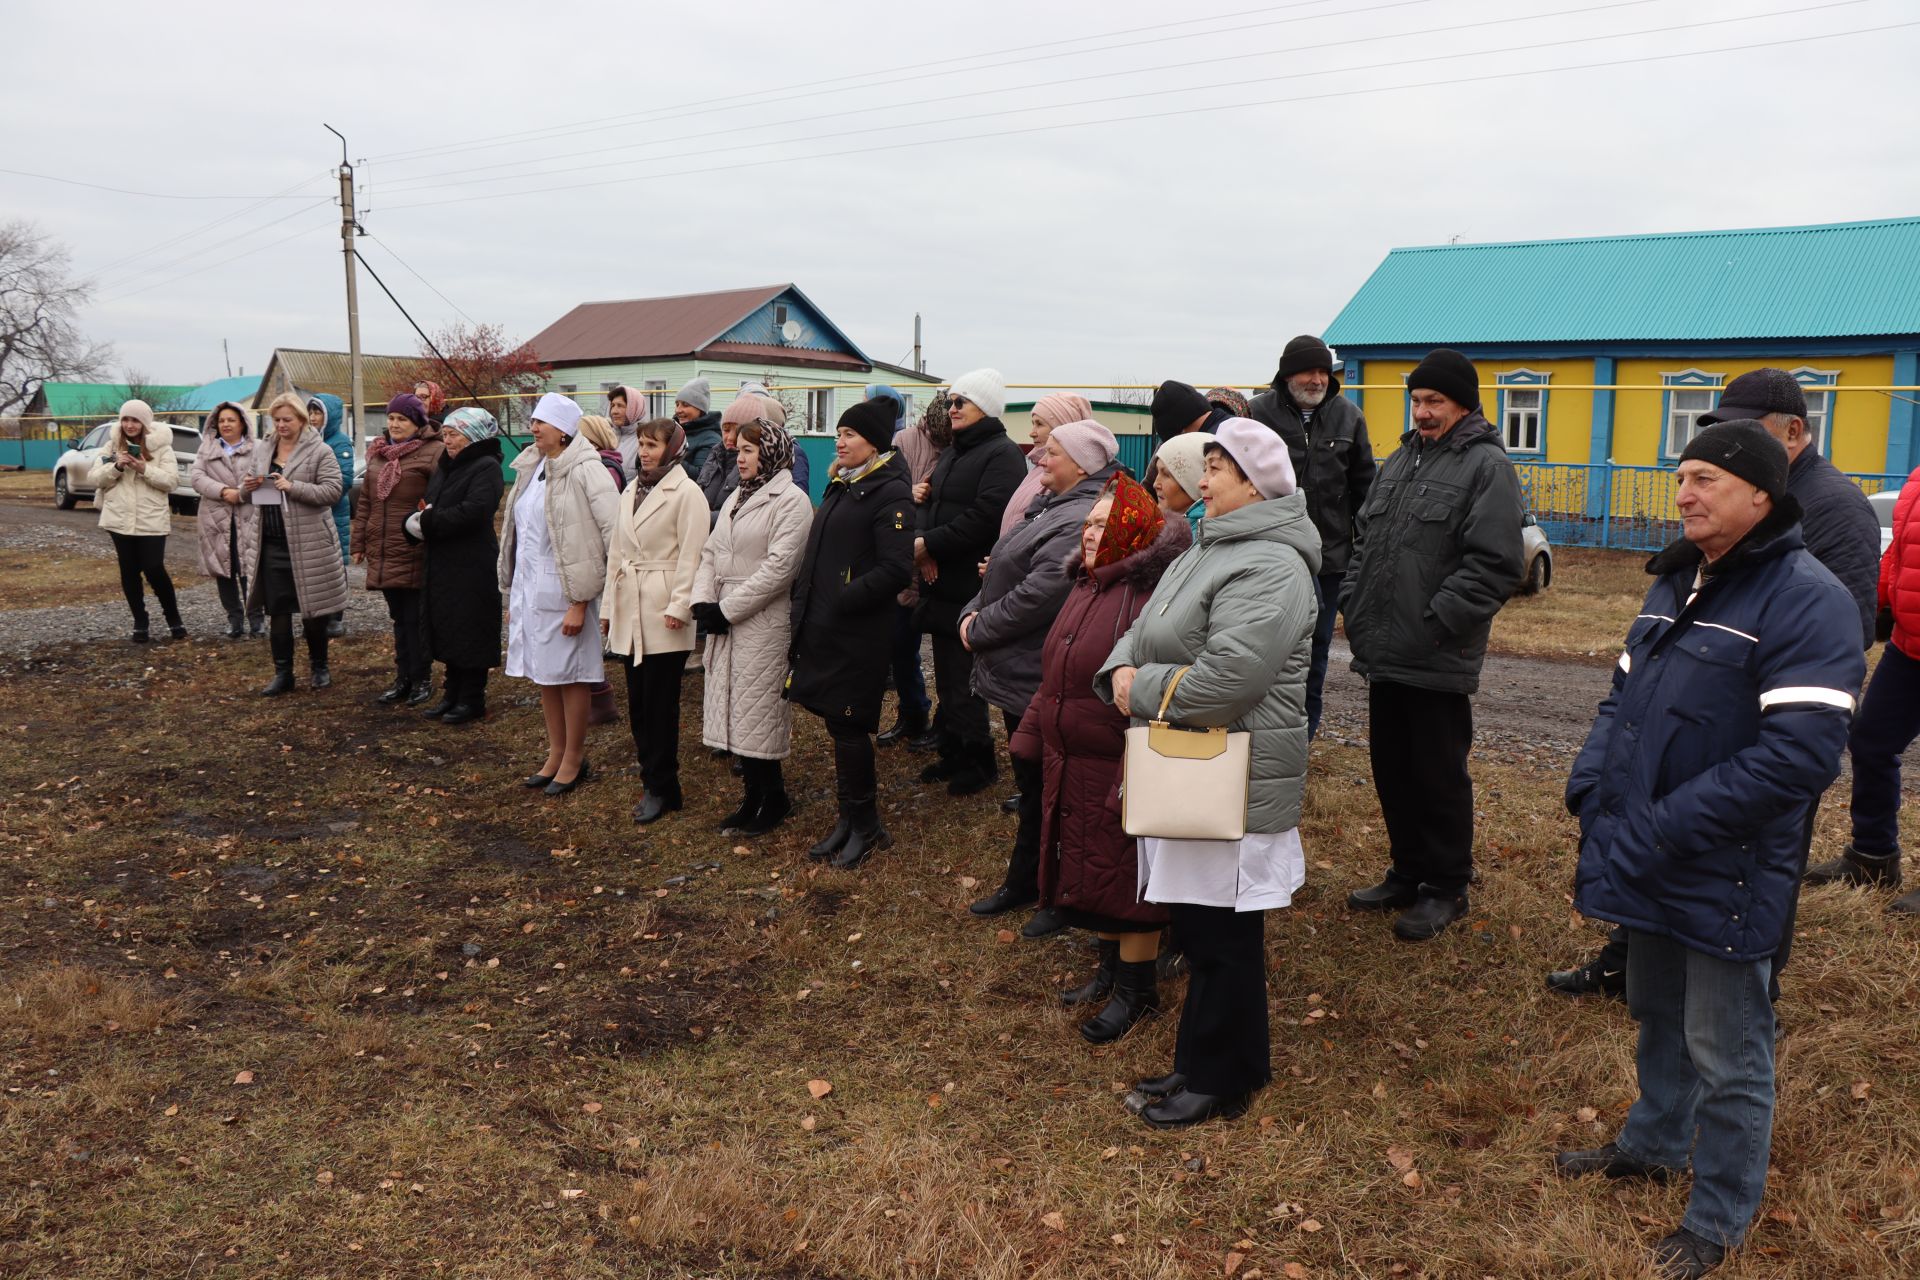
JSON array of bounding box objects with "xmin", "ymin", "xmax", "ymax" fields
[{"xmin": 1010, "ymin": 472, "xmax": 1191, "ymax": 1044}]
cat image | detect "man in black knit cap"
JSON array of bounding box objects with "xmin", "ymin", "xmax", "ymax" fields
[
  {"xmin": 1340, "ymin": 348, "xmax": 1524, "ymax": 941},
  {"xmin": 1250, "ymin": 335, "xmax": 1377, "ymax": 737}
]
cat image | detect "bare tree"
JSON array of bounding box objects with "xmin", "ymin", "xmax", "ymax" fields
[
  {"xmin": 0, "ymin": 221, "xmax": 113, "ymax": 418},
  {"xmin": 1106, "ymin": 378, "xmax": 1151, "ymax": 407}
]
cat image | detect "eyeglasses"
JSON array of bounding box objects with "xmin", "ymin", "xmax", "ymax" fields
[{"xmin": 948, "ymin": 396, "xmax": 971, "ymax": 411}]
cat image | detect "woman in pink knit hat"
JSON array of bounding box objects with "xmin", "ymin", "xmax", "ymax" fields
[{"xmin": 999, "ymin": 392, "xmax": 1094, "ymax": 539}]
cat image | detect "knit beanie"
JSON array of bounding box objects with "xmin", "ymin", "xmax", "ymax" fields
[
  {"xmin": 1150, "ymin": 380, "xmax": 1210, "ymax": 441},
  {"xmin": 1407, "ymin": 348, "xmax": 1481, "ymax": 411},
  {"xmin": 676, "ymin": 377, "xmax": 712, "ymax": 414},
  {"xmin": 759, "ymin": 395, "xmax": 788, "ymax": 428},
  {"xmin": 1700, "ymin": 368, "xmax": 1809, "ymax": 426},
  {"xmin": 117, "ymin": 399, "xmax": 155, "ymax": 430},
  {"xmin": 1679, "ymin": 419, "xmax": 1789, "ymax": 501},
  {"xmin": 1206, "ymin": 386, "xmax": 1251, "ymax": 418},
  {"xmin": 386, "ymin": 393, "xmax": 428, "ymax": 430},
  {"xmin": 722, "ymin": 395, "xmax": 764, "ymax": 428},
  {"xmin": 1276, "ymin": 334, "xmax": 1335, "ymax": 382},
  {"xmin": 1031, "ymin": 392, "xmax": 1093, "ymax": 432},
  {"xmin": 1213, "ymin": 417, "xmax": 1297, "ymax": 499},
  {"xmin": 1047, "ymin": 419, "xmax": 1119, "ymax": 475},
  {"xmin": 1155, "ymin": 432, "xmax": 1214, "ymax": 504},
  {"xmin": 948, "ymin": 368, "xmax": 1007, "ymax": 420},
  {"xmin": 531, "ymin": 392, "xmax": 584, "ymax": 437},
  {"xmin": 837, "ymin": 397, "xmax": 898, "ymax": 453}
]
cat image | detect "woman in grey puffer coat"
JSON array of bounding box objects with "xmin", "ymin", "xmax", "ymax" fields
[
  {"xmin": 1096, "ymin": 417, "xmax": 1319, "ymax": 1131},
  {"xmin": 960, "ymin": 420, "xmax": 1119, "ymax": 930}
]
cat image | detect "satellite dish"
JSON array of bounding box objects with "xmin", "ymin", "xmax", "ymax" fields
[{"xmin": 780, "ymin": 319, "xmax": 802, "ymax": 343}]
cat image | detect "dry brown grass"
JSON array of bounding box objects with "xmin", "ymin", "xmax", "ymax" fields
[
  {"xmin": 0, "ymin": 630, "xmax": 1915, "ymax": 1278},
  {"xmin": 0, "ymin": 545, "xmax": 204, "ymax": 611},
  {"xmin": 1489, "ymin": 546, "xmax": 1652, "ymax": 664},
  {"xmin": 0, "ymin": 471, "xmax": 55, "ymax": 504}
]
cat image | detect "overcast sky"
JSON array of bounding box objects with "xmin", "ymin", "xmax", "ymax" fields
[{"xmin": 6, "ymin": 0, "xmax": 1917, "ymax": 392}]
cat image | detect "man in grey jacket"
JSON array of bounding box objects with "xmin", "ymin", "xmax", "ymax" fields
[
  {"xmin": 1340, "ymin": 349, "xmax": 1524, "ymax": 941},
  {"xmin": 1248, "ymin": 335, "xmax": 1377, "ymax": 737}
]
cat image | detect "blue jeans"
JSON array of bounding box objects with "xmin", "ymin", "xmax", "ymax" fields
[
  {"xmin": 1305, "ymin": 572, "xmax": 1343, "ymax": 739},
  {"xmin": 1848, "ymin": 643, "xmax": 1920, "ymax": 857},
  {"xmin": 890, "ymin": 603, "xmax": 929, "ymax": 716},
  {"xmin": 1616, "ymin": 929, "xmax": 1775, "ymax": 1247}
]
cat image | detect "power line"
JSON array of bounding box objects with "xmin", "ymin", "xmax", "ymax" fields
[
  {"xmin": 351, "ymin": 250, "xmax": 485, "ymax": 404},
  {"xmin": 86, "ymin": 171, "xmax": 333, "ymax": 283},
  {"xmin": 366, "ymin": 0, "xmax": 1378, "ymax": 166},
  {"xmin": 93, "ymin": 196, "xmax": 335, "ymax": 296},
  {"xmin": 0, "ymin": 166, "xmax": 329, "ymax": 201},
  {"xmin": 363, "ymin": 234, "xmax": 480, "ymax": 327},
  {"xmin": 100, "ymin": 215, "xmax": 334, "ymax": 305},
  {"xmin": 373, "ymin": 0, "xmax": 1692, "ymax": 195},
  {"xmin": 375, "ymin": 4, "xmax": 1890, "ymax": 207}
]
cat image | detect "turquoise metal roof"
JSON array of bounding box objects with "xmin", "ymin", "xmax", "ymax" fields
[
  {"xmin": 1325, "ymin": 216, "xmax": 1920, "ymax": 347},
  {"xmin": 174, "ymin": 375, "xmax": 263, "ymax": 411}
]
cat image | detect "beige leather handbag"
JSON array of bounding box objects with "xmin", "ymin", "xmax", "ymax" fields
[{"xmin": 1121, "ymin": 666, "xmax": 1251, "ymax": 841}]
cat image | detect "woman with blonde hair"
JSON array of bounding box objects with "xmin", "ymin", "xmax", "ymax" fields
[
  {"xmin": 247, "ymin": 391, "xmax": 349, "ymax": 693},
  {"xmin": 499, "ymin": 393, "xmax": 619, "ymax": 795},
  {"xmin": 89, "ymin": 398, "xmax": 186, "ymax": 643}
]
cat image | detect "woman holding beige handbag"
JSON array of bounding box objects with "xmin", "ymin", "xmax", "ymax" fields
[{"xmin": 1096, "ymin": 417, "xmax": 1320, "ymax": 1130}]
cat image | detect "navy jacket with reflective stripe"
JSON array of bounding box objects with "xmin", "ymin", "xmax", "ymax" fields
[{"xmin": 1567, "ymin": 506, "xmax": 1864, "ymax": 961}]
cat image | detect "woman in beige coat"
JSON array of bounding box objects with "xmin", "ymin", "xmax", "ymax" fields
[
  {"xmin": 602, "ymin": 417, "xmax": 707, "ymax": 824},
  {"xmin": 192, "ymin": 401, "xmax": 263, "ymax": 638},
  {"xmin": 499, "ymin": 393, "xmax": 618, "ymax": 797},
  {"xmin": 353, "ymin": 392, "xmax": 445, "ymax": 708},
  {"xmin": 89, "ymin": 398, "xmax": 186, "ymax": 642},
  {"xmin": 692, "ymin": 417, "xmax": 813, "ymax": 837},
  {"xmin": 248, "ymin": 392, "xmax": 349, "ymax": 695}
]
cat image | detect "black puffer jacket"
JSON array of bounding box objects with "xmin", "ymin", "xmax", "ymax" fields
[
  {"xmin": 1339, "ymin": 412, "xmax": 1523, "ymax": 694},
  {"xmin": 1248, "ymin": 374, "xmax": 1376, "ymax": 576},
  {"xmin": 787, "ymin": 453, "xmax": 915, "ymax": 732},
  {"xmin": 1787, "ymin": 447, "xmax": 1880, "ymax": 648},
  {"xmin": 414, "ymin": 437, "xmax": 506, "ymax": 671},
  {"xmin": 914, "ymin": 416, "xmax": 1026, "ymax": 633},
  {"xmin": 681, "ymin": 412, "xmax": 723, "ymax": 485}
]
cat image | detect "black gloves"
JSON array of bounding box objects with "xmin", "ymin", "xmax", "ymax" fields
[{"xmin": 692, "ymin": 601, "xmax": 731, "ymax": 635}]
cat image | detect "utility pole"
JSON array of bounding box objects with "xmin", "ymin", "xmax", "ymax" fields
[
  {"xmin": 325, "ymin": 125, "xmax": 365, "ymax": 444},
  {"xmin": 913, "ymin": 313, "xmax": 923, "ymax": 375}
]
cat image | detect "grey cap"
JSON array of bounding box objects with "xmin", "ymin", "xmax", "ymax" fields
[{"xmin": 675, "ymin": 378, "xmax": 712, "ymax": 413}]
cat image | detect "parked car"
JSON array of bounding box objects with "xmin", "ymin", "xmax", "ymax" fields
[
  {"xmin": 1869, "ymin": 488, "xmax": 1897, "ymax": 557},
  {"xmin": 52, "ymin": 421, "xmax": 202, "ymax": 515},
  {"xmin": 1518, "ymin": 512, "xmax": 1553, "ymax": 594}
]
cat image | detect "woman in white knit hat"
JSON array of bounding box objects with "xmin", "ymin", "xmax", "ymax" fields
[
  {"xmin": 1151, "ymin": 431, "xmax": 1215, "ymax": 536},
  {"xmin": 88, "ymin": 398, "xmax": 186, "ymax": 643}
]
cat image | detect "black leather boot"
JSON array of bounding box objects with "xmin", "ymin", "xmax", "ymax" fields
[
  {"xmin": 830, "ymin": 801, "xmax": 891, "ymax": 870},
  {"xmin": 717, "ymin": 775, "xmax": 762, "ymax": 833},
  {"xmin": 1080, "ymin": 959, "xmax": 1159, "ymax": 1044},
  {"xmin": 876, "ymin": 706, "xmax": 928, "ymax": 748},
  {"xmin": 808, "ymin": 805, "xmax": 853, "ymax": 862},
  {"xmin": 1393, "ymin": 892, "xmax": 1468, "ymax": 941},
  {"xmin": 304, "ymin": 624, "xmax": 331, "ymax": 689},
  {"xmin": 375, "ymin": 675, "xmax": 412, "ymax": 705},
  {"xmin": 260, "ymin": 627, "xmax": 296, "ymax": 696},
  {"xmin": 740, "ymin": 782, "xmax": 793, "ymax": 837},
  {"xmin": 405, "ymin": 678, "xmax": 436, "ymax": 707},
  {"xmin": 1140, "ymin": 1087, "xmax": 1252, "ymax": 1129},
  {"xmin": 1552, "ymin": 1141, "xmax": 1677, "ymax": 1183},
  {"xmin": 1804, "ymin": 844, "xmax": 1902, "ymax": 888},
  {"xmin": 1060, "ymin": 939, "xmax": 1118, "ymax": 1007}
]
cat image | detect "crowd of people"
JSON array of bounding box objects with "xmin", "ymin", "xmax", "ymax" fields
[{"xmin": 87, "ymin": 341, "xmax": 1920, "ymax": 1278}]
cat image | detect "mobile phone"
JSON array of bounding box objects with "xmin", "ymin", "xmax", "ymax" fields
[{"xmin": 126, "ymin": 441, "xmax": 142, "ymax": 458}]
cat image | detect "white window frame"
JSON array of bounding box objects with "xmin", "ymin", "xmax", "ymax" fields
[
  {"xmin": 1790, "ymin": 366, "xmax": 1839, "ymax": 456},
  {"xmin": 643, "ymin": 379, "xmax": 670, "ymax": 420},
  {"xmin": 1495, "ymin": 369, "xmax": 1549, "ymax": 455},
  {"xmin": 807, "ymin": 387, "xmax": 835, "ymax": 435},
  {"xmin": 1662, "ymin": 369, "xmax": 1723, "ymax": 459}
]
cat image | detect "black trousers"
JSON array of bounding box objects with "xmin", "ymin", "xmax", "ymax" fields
[
  {"xmin": 826, "ymin": 717, "xmax": 877, "ymax": 806},
  {"xmin": 1167, "ymin": 902, "xmax": 1271, "ymax": 1097},
  {"xmin": 1001, "ymin": 708, "xmax": 1044, "ymax": 896},
  {"xmin": 740, "ymin": 754, "xmax": 786, "ymax": 800},
  {"xmin": 268, "ymin": 613, "xmax": 330, "ymax": 671},
  {"xmin": 1369, "ymin": 679, "xmax": 1475, "ymax": 896},
  {"xmin": 445, "ymin": 664, "xmax": 489, "ymax": 706},
  {"xmin": 622, "ymin": 650, "xmax": 689, "ymax": 798},
  {"xmin": 929, "ymin": 630, "xmax": 991, "ymax": 762},
  {"xmin": 380, "ymin": 586, "xmax": 429, "ymax": 681},
  {"xmin": 108, "ymin": 532, "xmax": 180, "ymax": 629},
  {"xmin": 214, "ymin": 519, "xmax": 262, "ymax": 627}
]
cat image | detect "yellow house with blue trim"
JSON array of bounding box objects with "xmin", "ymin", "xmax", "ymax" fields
[{"xmin": 1324, "ymin": 216, "xmax": 1920, "ymax": 481}]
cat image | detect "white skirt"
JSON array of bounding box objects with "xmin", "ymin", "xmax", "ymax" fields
[{"xmin": 1138, "ymin": 828, "xmax": 1306, "ymax": 912}]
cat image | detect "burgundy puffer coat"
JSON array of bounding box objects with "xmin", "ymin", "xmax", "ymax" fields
[{"xmin": 1014, "ymin": 519, "xmax": 1190, "ymax": 927}]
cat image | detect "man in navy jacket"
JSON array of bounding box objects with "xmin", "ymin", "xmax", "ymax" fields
[{"xmin": 1553, "ymin": 421, "xmax": 1863, "ymax": 1278}]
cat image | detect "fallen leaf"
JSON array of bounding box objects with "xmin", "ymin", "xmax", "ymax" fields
[
  {"xmin": 959, "ymin": 875, "xmax": 978, "ymax": 889},
  {"xmin": 233, "ymin": 1070, "xmax": 255, "ymax": 1085},
  {"xmin": 1851, "ymin": 1080, "xmax": 1872, "ymax": 1101},
  {"xmin": 1284, "ymin": 1265, "xmax": 1310, "ymax": 1279},
  {"xmin": 1226, "ymin": 1251, "xmax": 1247, "ymax": 1276},
  {"xmin": 1402, "ymin": 1170, "xmax": 1422, "ymax": 1189},
  {"xmin": 1576, "ymin": 1105, "xmax": 1599, "ymax": 1123},
  {"xmin": 315, "ymin": 1169, "xmax": 334, "ymax": 1185},
  {"xmin": 581, "ymin": 1102, "xmax": 602, "ymax": 1114},
  {"xmin": 800, "ymin": 1115, "xmax": 816, "ymax": 1131},
  {"xmin": 807, "ymin": 1079, "xmax": 833, "ymax": 1099},
  {"xmin": 1386, "ymin": 1145, "xmax": 1415, "ymax": 1171},
  {"xmin": 560, "ymin": 1188, "xmax": 586, "ymax": 1200},
  {"xmin": 1298, "ymin": 1218, "xmax": 1322, "ymax": 1233},
  {"xmin": 995, "ymin": 929, "xmax": 1017, "ymax": 943},
  {"xmin": 1041, "ymin": 1210, "xmax": 1066, "ymax": 1232},
  {"xmin": 846, "ymin": 932, "xmax": 863, "ymax": 943},
  {"xmin": 1101, "ymin": 1146, "xmax": 1120, "ymax": 1160},
  {"xmin": 163, "ymin": 1104, "xmax": 179, "ymax": 1117}
]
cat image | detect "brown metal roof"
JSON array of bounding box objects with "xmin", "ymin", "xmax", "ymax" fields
[
  {"xmin": 261, "ymin": 348, "xmax": 420, "ymax": 409},
  {"xmin": 529, "ymin": 284, "xmax": 790, "ymax": 364},
  {"xmin": 702, "ymin": 341, "xmax": 869, "ymax": 371}
]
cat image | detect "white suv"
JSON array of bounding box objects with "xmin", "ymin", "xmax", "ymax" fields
[{"xmin": 52, "ymin": 422, "xmax": 203, "ymax": 515}]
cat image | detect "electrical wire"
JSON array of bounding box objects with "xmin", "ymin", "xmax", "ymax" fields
[
  {"xmin": 0, "ymin": 166, "xmax": 327, "ymax": 201},
  {"xmin": 366, "ymin": 0, "xmax": 1388, "ymax": 165},
  {"xmin": 375, "ymin": 18, "xmax": 1917, "ymax": 212},
  {"xmin": 351, "ymin": 250, "xmax": 485, "ymax": 403},
  {"xmin": 100, "ymin": 215, "xmax": 334, "ymax": 304},
  {"xmin": 86, "ymin": 171, "xmax": 333, "ymax": 283},
  {"xmin": 92, "ymin": 196, "xmax": 335, "ymax": 296},
  {"xmin": 363, "ymin": 234, "xmax": 480, "ymax": 327}
]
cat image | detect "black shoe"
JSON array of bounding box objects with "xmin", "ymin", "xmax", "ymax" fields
[
  {"xmin": 717, "ymin": 787, "xmax": 760, "ymax": 832},
  {"xmin": 907, "ymin": 729, "xmax": 941, "ymax": 754},
  {"xmin": 1140, "ymin": 1088, "xmax": 1252, "ymax": 1130},
  {"xmin": 1000, "ymin": 793, "xmax": 1022, "ymax": 815},
  {"xmin": 168, "ymin": 623, "xmax": 187, "ymax": 640},
  {"xmin": 1348, "ymin": 878, "xmax": 1420, "ymax": 911},
  {"xmin": 440, "ymin": 701, "xmax": 487, "ymax": 725},
  {"xmin": 522, "ymin": 771, "xmax": 556, "ymax": 789},
  {"xmin": 1552, "ymin": 1142, "xmax": 1676, "ymax": 1183},
  {"xmin": 421, "ymin": 690, "xmax": 459, "ymax": 718},
  {"xmin": 131, "ymin": 627, "xmax": 150, "ymax": 644},
  {"xmin": 259, "ymin": 666, "xmax": 296, "ymax": 697},
  {"xmin": 739, "ymin": 791, "xmax": 792, "ymax": 837},
  {"xmin": 1650, "ymin": 1227, "xmax": 1726, "ymax": 1279},
  {"xmin": 919, "ymin": 758, "xmax": 960, "ymax": 783},
  {"xmin": 1020, "ymin": 906, "xmax": 1067, "ymax": 939},
  {"xmin": 1080, "ymin": 959, "xmax": 1158, "ymax": 1045},
  {"xmin": 1547, "ymin": 959, "xmax": 1627, "ymax": 1000},
  {"xmin": 248, "ymin": 618, "xmax": 265, "ymax": 637},
  {"xmin": 1804, "ymin": 844, "xmax": 1902, "ymax": 888},
  {"xmin": 405, "ymin": 681, "xmax": 436, "ymax": 707},
  {"xmin": 1393, "ymin": 893, "xmax": 1468, "ymax": 941},
  {"xmin": 325, "ymin": 615, "xmax": 346, "ymax": 638},
  {"xmin": 633, "ymin": 791, "xmax": 682, "ymax": 824},
  {"xmin": 226, "ymin": 619, "xmax": 245, "ymax": 640},
  {"xmin": 808, "ymin": 811, "xmax": 853, "ymax": 862},
  {"xmin": 877, "ymin": 712, "xmax": 928, "ymax": 748},
  {"xmin": 375, "ymin": 677, "xmax": 412, "ymax": 706},
  {"xmin": 946, "ymin": 763, "xmax": 998, "ymax": 797},
  {"xmin": 543, "ymin": 759, "xmax": 592, "ymax": 797},
  {"xmin": 310, "ymin": 667, "xmax": 332, "ymax": 690},
  {"xmin": 968, "ymin": 884, "xmax": 1038, "ymax": 917},
  {"xmin": 1133, "ymin": 1071, "xmax": 1187, "ymax": 1099},
  {"xmin": 1892, "ymin": 888, "xmax": 1920, "ymax": 914},
  {"xmin": 831, "ymin": 805, "xmax": 892, "ymax": 870},
  {"xmin": 1061, "ymin": 940, "xmax": 1118, "ymax": 1007}
]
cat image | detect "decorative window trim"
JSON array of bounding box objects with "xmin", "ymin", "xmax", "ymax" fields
[
  {"xmin": 643, "ymin": 378, "xmax": 670, "ymax": 420},
  {"xmin": 1496, "ymin": 369, "xmax": 1550, "ymax": 455},
  {"xmin": 1660, "ymin": 369, "xmax": 1723, "ymax": 460},
  {"xmin": 1790, "ymin": 366, "xmax": 1840, "ymax": 455}
]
